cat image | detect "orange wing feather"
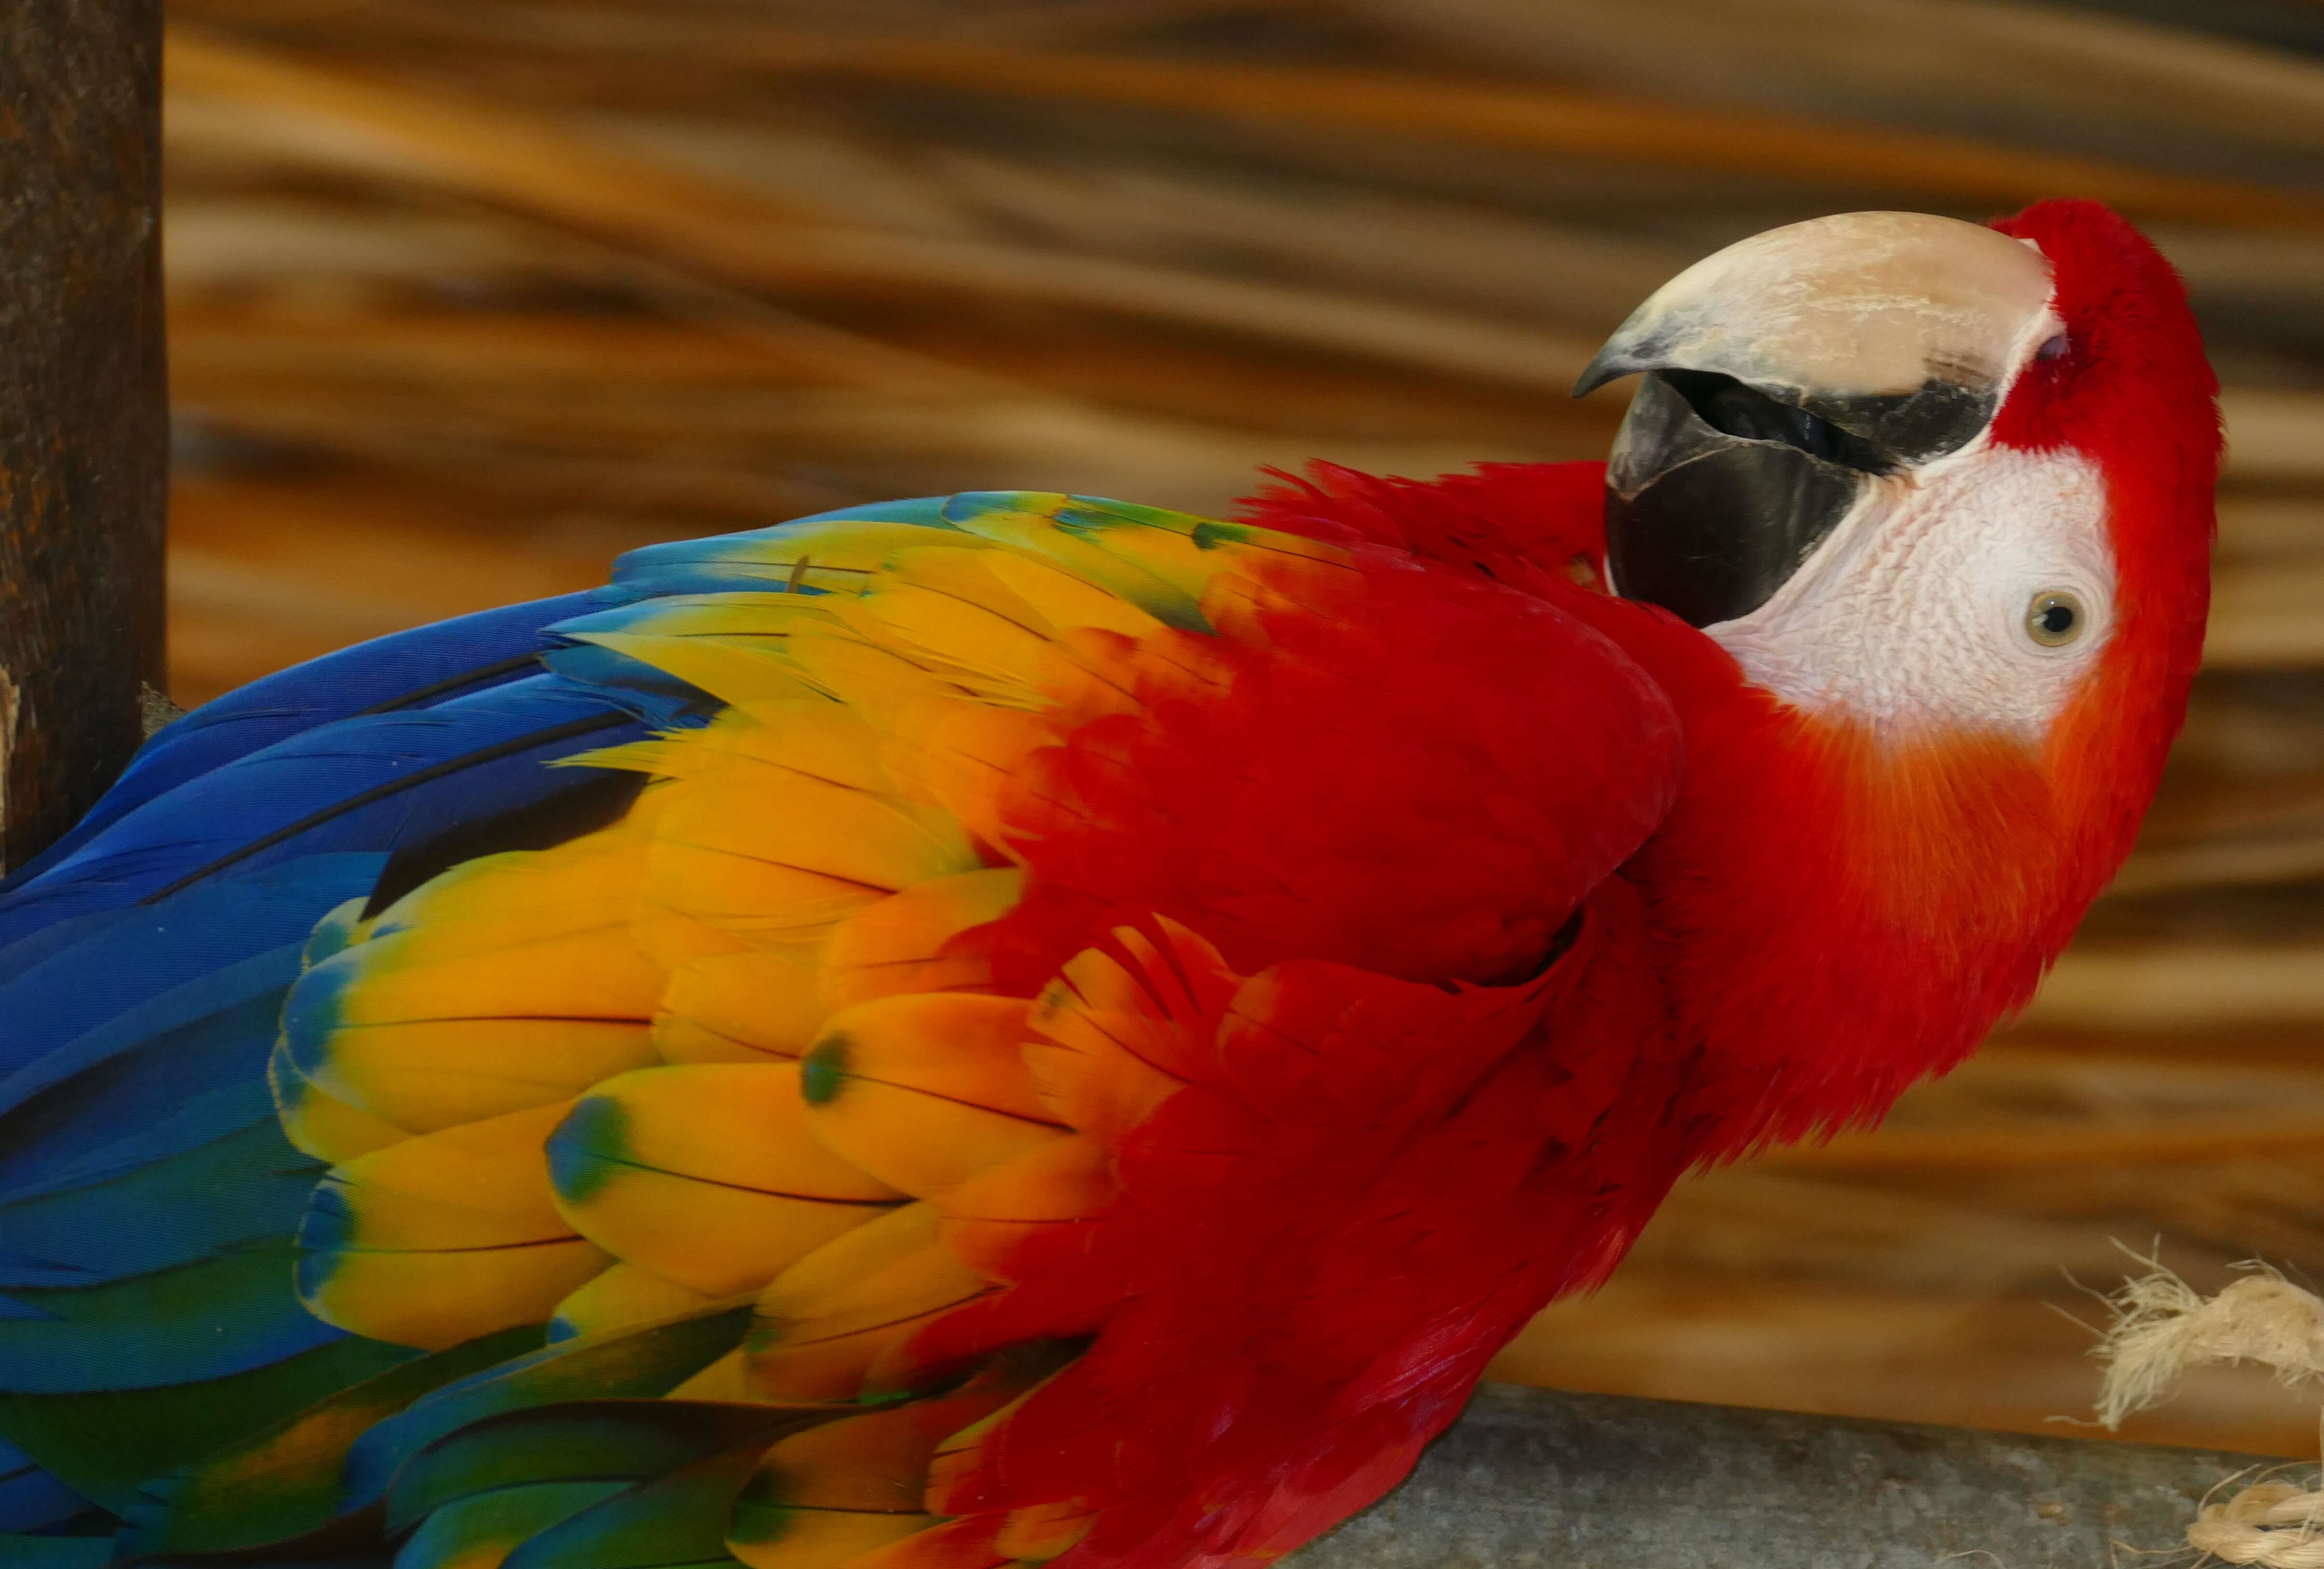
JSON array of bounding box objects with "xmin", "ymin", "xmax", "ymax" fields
[{"xmin": 276, "ymin": 487, "xmax": 1683, "ymax": 1569}]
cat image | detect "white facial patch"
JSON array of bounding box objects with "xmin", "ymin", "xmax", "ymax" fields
[{"xmin": 1705, "ymin": 442, "xmax": 2115, "ymax": 741}]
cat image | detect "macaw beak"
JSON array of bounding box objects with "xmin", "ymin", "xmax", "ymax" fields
[{"xmin": 1575, "ymin": 211, "xmax": 2058, "ymax": 628}]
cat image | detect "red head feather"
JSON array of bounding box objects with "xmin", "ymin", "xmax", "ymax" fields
[
  {"xmin": 1623, "ymin": 200, "xmax": 2218, "ymax": 1151},
  {"xmin": 1239, "ymin": 201, "xmax": 2219, "ymax": 1157},
  {"xmin": 1989, "ymin": 199, "xmax": 2221, "ymax": 937}
]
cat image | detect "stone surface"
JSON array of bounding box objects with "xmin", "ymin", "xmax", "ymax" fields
[{"xmin": 1299, "ymin": 1383, "xmax": 2276, "ymax": 1568}]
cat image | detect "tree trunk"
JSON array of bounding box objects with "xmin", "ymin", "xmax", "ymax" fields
[{"xmin": 0, "ymin": 0, "xmax": 167, "ymax": 872}]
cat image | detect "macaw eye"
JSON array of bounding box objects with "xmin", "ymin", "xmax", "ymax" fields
[
  {"xmin": 2026, "ymin": 590, "xmax": 2086, "ymax": 646},
  {"xmin": 2035, "ymin": 332, "xmax": 2070, "ymax": 361}
]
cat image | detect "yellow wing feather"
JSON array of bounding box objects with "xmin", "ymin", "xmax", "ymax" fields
[
  {"xmin": 820, "ymin": 869, "xmax": 1024, "ymax": 1012},
  {"xmin": 745, "ymin": 1203, "xmax": 993, "ymax": 1403},
  {"xmin": 549, "ymin": 1260, "xmax": 722, "ymax": 1341},
  {"xmin": 270, "ymin": 1036, "xmax": 414, "ymax": 1164},
  {"xmin": 798, "ymin": 996, "xmax": 1066, "ymax": 1201},
  {"xmin": 300, "ymin": 1101, "xmax": 610, "ymax": 1350},
  {"xmin": 274, "ymin": 495, "xmax": 1354, "ymax": 1566},
  {"xmin": 654, "ymin": 949, "xmax": 831, "ymax": 1064},
  {"xmin": 934, "ymin": 1134, "xmax": 1116, "ymax": 1284},
  {"xmin": 547, "ymin": 1063, "xmax": 904, "ymax": 1296}
]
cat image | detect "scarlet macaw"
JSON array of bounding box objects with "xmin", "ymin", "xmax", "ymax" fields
[{"xmin": 0, "ymin": 200, "xmax": 2216, "ymax": 1569}]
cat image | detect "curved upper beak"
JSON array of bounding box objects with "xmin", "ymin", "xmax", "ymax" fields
[{"xmin": 1579, "ymin": 211, "xmax": 2056, "ymax": 628}]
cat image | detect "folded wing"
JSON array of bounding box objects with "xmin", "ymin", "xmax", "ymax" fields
[{"xmin": 0, "ymin": 481, "xmax": 1684, "ymax": 1569}]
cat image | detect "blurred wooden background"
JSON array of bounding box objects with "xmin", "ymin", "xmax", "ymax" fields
[{"xmin": 160, "ymin": 0, "xmax": 2324, "ymax": 1457}]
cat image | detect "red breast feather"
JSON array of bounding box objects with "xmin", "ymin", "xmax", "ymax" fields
[
  {"xmin": 983, "ymin": 516, "xmax": 1679, "ymax": 990},
  {"xmin": 905, "ymin": 496, "xmax": 1691, "ymax": 1567}
]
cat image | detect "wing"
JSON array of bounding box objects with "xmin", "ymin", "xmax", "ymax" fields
[
  {"xmin": 0, "ymin": 481, "xmax": 1685, "ymax": 1569},
  {"xmin": 0, "ymin": 586, "xmax": 650, "ymax": 895}
]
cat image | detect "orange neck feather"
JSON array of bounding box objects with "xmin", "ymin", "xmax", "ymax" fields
[{"xmin": 1584, "ymin": 565, "xmax": 2189, "ymax": 1159}]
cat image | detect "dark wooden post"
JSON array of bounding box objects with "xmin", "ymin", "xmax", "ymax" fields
[{"xmin": 0, "ymin": 0, "xmax": 167, "ymax": 872}]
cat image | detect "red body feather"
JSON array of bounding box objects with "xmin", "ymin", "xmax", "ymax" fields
[
  {"xmin": 915, "ymin": 503, "xmax": 1690, "ymax": 1567},
  {"xmin": 878, "ymin": 201, "xmax": 2218, "ymax": 1568},
  {"xmin": 0, "ymin": 203, "xmax": 2210, "ymax": 1569}
]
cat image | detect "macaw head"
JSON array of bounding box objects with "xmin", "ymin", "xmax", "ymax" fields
[{"xmin": 1577, "ymin": 200, "xmax": 2219, "ymax": 1141}]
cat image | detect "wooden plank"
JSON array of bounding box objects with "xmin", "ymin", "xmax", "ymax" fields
[
  {"xmin": 1489, "ymin": 1276, "xmax": 2324, "ymax": 1456},
  {"xmin": 0, "ymin": 0, "xmax": 168, "ymax": 870}
]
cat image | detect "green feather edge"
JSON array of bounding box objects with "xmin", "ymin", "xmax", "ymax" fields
[
  {"xmin": 0, "ymin": 1333, "xmax": 414, "ymax": 1518},
  {"xmin": 120, "ymin": 1325, "xmax": 544, "ymax": 1556}
]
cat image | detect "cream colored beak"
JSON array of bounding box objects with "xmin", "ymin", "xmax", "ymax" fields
[
  {"xmin": 1577, "ymin": 210, "xmax": 2058, "ymax": 464},
  {"xmin": 1577, "ymin": 211, "xmax": 2059, "ymax": 628}
]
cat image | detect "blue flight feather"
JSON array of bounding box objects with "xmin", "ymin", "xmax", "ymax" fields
[
  {"xmin": 0, "ymin": 502, "xmax": 981, "ymax": 1557},
  {"xmin": 0, "ymin": 1436, "xmax": 86, "ymax": 1532},
  {"xmin": 0, "ymin": 681, "xmax": 651, "ymax": 949},
  {"xmin": 5, "ymin": 590, "xmax": 641, "ymax": 888}
]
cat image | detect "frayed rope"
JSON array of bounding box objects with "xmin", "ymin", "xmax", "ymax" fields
[
  {"xmin": 2185, "ymin": 1486, "xmax": 2324, "ymax": 1568},
  {"xmin": 2095, "ymin": 1253, "xmax": 2324, "ymax": 1567}
]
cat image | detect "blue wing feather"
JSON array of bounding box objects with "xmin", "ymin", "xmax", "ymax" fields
[
  {"xmin": 0, "ymin": 501, "xmax": 962, "ymax": 1555},
  {"xmin": 0, "ymin": 682, "xmax": 669, "ymax": 951},
  {"xmin": 4, "ymin": 589, "xmax": 645, "ymax": 889},
  {"xmin": 0, "ymin": 1436, "xmax": 87, "ymax": 1531}
]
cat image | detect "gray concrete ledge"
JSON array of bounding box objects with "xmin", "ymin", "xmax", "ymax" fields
[{"xmin": 1301, "ymin": 1383, "xmax": 2293, "ymax": 1568}]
